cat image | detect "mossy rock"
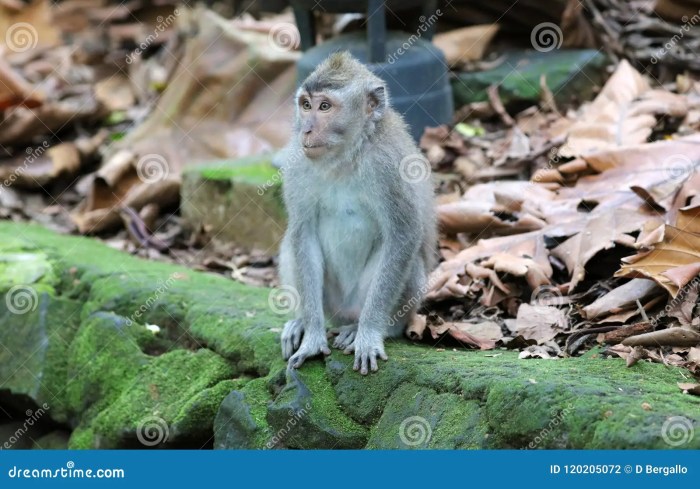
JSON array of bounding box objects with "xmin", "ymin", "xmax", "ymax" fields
[
  {"xmin": 267, "ymin": 366, "xmax": 367, "ymax": 449},
  {"xmin": 181, "ymin": 155, "xmax": 286, "ymax": 251},
  {"xmin": 0, "ymin": 222, "xmax": 698, "ymax": 450},
  {"xmin": 0, "ymin": 222, "xmax": 284, "ymax": 449},
  {"xmin": 214, "ymin": 378, "xmax": 273, "ymax": 449},
  {"xmin": 85, "ymin": 349, "xmax": 238, "ymax": 448},
  {"xmin": 0, "ymin": 294, "xmax": 82, "ymax": 423},
  {"xmin": 452, "ymin": 49, "xmax": 609, "ymax": 108}
]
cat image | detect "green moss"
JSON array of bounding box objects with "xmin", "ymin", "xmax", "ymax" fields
[
  {"xmin": 191, "ymin": 156, "xmax": 279, "ymax": 185},
  {"xmin": 86, "ymin": 349, "xmax": 235, "ymax": 448},
  {"xmin": 66, "ymin": 313, "xmax": 150, "ymax": 422},
  {"xmin": 326, "ymin": 354, "xmax": 411, "ymax": 424},
  {"xmin": 240, "ymin": 378, "xmax": 273, "ymax": 430},
  {"xmin": 68, "ymin": 427, "xmax": 94, "ymax": 449},
  {"xmin": 214, "ymin": 378, "xmax": 273, "ymax": 449},
  {"xmin": 267, "ymin": 364, "xmax": 367, "ymax": 448},
  {"xmin": 0, "ymin": 251, "xmax": 57, "ymax": 292},
  {"xmin": 368, "ymin": 383, "xmax": 485, "ymax": 449},
  {"xmin": 2, "ymin": 222, "xmax": 699, "ymax": 450},
  {"xmin": 298, "ymin": 363, "xmax": 368, "ymax": 439}
]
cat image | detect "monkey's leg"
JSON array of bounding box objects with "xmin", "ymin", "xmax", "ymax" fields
[
  {"xmin": 278, "ymin": 234, "xmax": 331, "ymax": 367},
  {"xmin": 347, "ymin": 256, "xmax": 425, "ymax": 374}
]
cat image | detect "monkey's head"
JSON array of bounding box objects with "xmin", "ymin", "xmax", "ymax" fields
[{"xmin": 295, "ymin": 52, "xmax": 387, "ymax": 160}]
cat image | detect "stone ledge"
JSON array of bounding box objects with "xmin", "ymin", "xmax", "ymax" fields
[{"xmin": 0, "ymin": 222, "xmax": 697, "ymax": 449}]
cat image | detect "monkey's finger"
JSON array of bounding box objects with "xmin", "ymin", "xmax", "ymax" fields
[
  {"xmin": 321, "ymin": 345, "xmax": 331, "ymax": 356},
  {"xmin": 379, "ymin": 350, "xmax": 388, "ymax": 361},
  {"xmin": 370, "ymin": 354, "xmax": 378, "ymax": 372},
  {"xmin": 289, "ymin": 353, "xmax": 306, "ymax": 369},
  {"xmin": 356, "ymin": 355, "xmax": 369, "ymax": 375},
  {"xmin": 292, "ymin": 331, "xmax": 302, "ymax": 350},
  {"xmin": 343, "ymin": 345, "xmax": 354, "ymax": 355},
  {"xmin": 281, "ymin": 339, "xmax": 291, "ymax": 360}
]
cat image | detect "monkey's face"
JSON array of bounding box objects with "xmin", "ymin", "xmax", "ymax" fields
[{"xmin": 297, "ymin": 92, "xmax": 350, "ymax": 159}]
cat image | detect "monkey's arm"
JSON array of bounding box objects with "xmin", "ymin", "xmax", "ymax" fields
[
  {"xmin": 352, "ymin": 189, "xmax": 422, "ymax": 374},
  {"xmin": 284, "ymin": 219, "xmax": 330, "ymax": 368}
]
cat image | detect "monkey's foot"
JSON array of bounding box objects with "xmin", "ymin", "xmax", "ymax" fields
[
  {"xmin": 344, "ymin": 333, "xmax": 388, "ymax": 375},
  {"xmin": 329, "ymin": 324, "xmax": 357, "ymax": 350}
]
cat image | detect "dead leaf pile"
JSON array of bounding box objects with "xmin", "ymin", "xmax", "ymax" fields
[
  {"xmin": 421, "ymin": 60, "xmax": 700, "ymax": 377},
  {"xmin": 0, "ymin": 1, "xmax": 297, "ymax": 234}
]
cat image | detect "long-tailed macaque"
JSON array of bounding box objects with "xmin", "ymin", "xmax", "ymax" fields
[{"xmin": 278, "ymin": 52, "xmax": 436, "ymax": 374}]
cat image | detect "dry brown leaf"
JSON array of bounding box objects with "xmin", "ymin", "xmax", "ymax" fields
[
  {"xmin": 432, "ymin": 24, "xmax": 499, "ymax": 67},
  {"xmin": 688, "ymin": 347, "xmax": 700, "ymax": 363},
  {"xmin": 552, "ymin": 208, "xmax": 659, "ymax": 290},
  {"xmin": 427, "ymin": 230, "xmax": 552, "ymax": 300},
  {"xmin": 617, "ymin": 225, "xmax": 700, "ymax": 296},
  {"xmin": 0, "ymin": 57, "xmax": 43, "ymax": 109},
  {"xmin": 94, "ymin": 74, "xmax": 135, "ymax": 111},
  {"xmin": 622, "ymin": 327, "xmax": 700, "ymax": 347},
  {"xmin": 445, "ymin": 321, "xmax": 501, "ymax": 350},
  {"xmin": 582, "ymin": 278, "xmax": 663, "ymax": 320},
  {"xmin": 427, "ymin": 320, "xmax": 498, "ymax": 350},
  {"xmin": 510, "ymin": 304, "xmax": 567, "ymax": 343},
  {"xmin": 481, "ymin": 253, "xmax": 551, "ymax": 290},
  {"xmin": 437, "ymin": 181, "xmax": 553, "ymax": 235},
  {"xmin": 677, "ymin": 383, "xmax": 700, "ymax": 396},
  {"xmin": 0, "ymin": 0, "xmax": 60, "ymax": 55},
  {"xmin": 561, "ymin": 60, "xmax": 653, "ymax": 157}
]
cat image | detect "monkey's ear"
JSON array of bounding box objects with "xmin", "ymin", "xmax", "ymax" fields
[{"xmin": 367, "ymin": 85, "xmax": 387, "ymax": 121}]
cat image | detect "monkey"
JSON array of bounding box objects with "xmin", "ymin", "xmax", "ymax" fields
[{"xmin": 277, "ymin": 52, "xmax": 437, "ymax": 375}]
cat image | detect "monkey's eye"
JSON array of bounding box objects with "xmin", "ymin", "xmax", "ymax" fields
[
  {"xmin": 319, "ymin": 101, "xmax": 331, "ymax": 111},
  {"xmin": 301, "ymin": 99, "xmax": 312, "ymax": 110}
]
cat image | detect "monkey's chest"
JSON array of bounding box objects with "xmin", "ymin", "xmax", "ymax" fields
[{"xmin": 317, "ymin": 193, "xmax": 380, "ymax": 287}]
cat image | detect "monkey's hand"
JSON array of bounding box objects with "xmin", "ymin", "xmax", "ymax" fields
[
  {"xmin": 329, "ymin": 324, "xmax": 357, "ymax": 350},
  {"xmin": 344, "ymin": 331, "xmax": 388, "ymax": 375},
  {"xmin": 283, "ymin": 319, "xmax": 331, "ymax": 368}
]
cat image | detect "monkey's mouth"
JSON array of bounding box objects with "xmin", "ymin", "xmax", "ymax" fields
[{"xmin": 302, "ymin": 142, "xmax": 327, "ymax": 158}]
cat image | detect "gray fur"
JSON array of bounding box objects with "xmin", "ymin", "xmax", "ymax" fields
[{"xmin": 278, "ymin": 52, "xmax": 437, "ymax": 375}]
